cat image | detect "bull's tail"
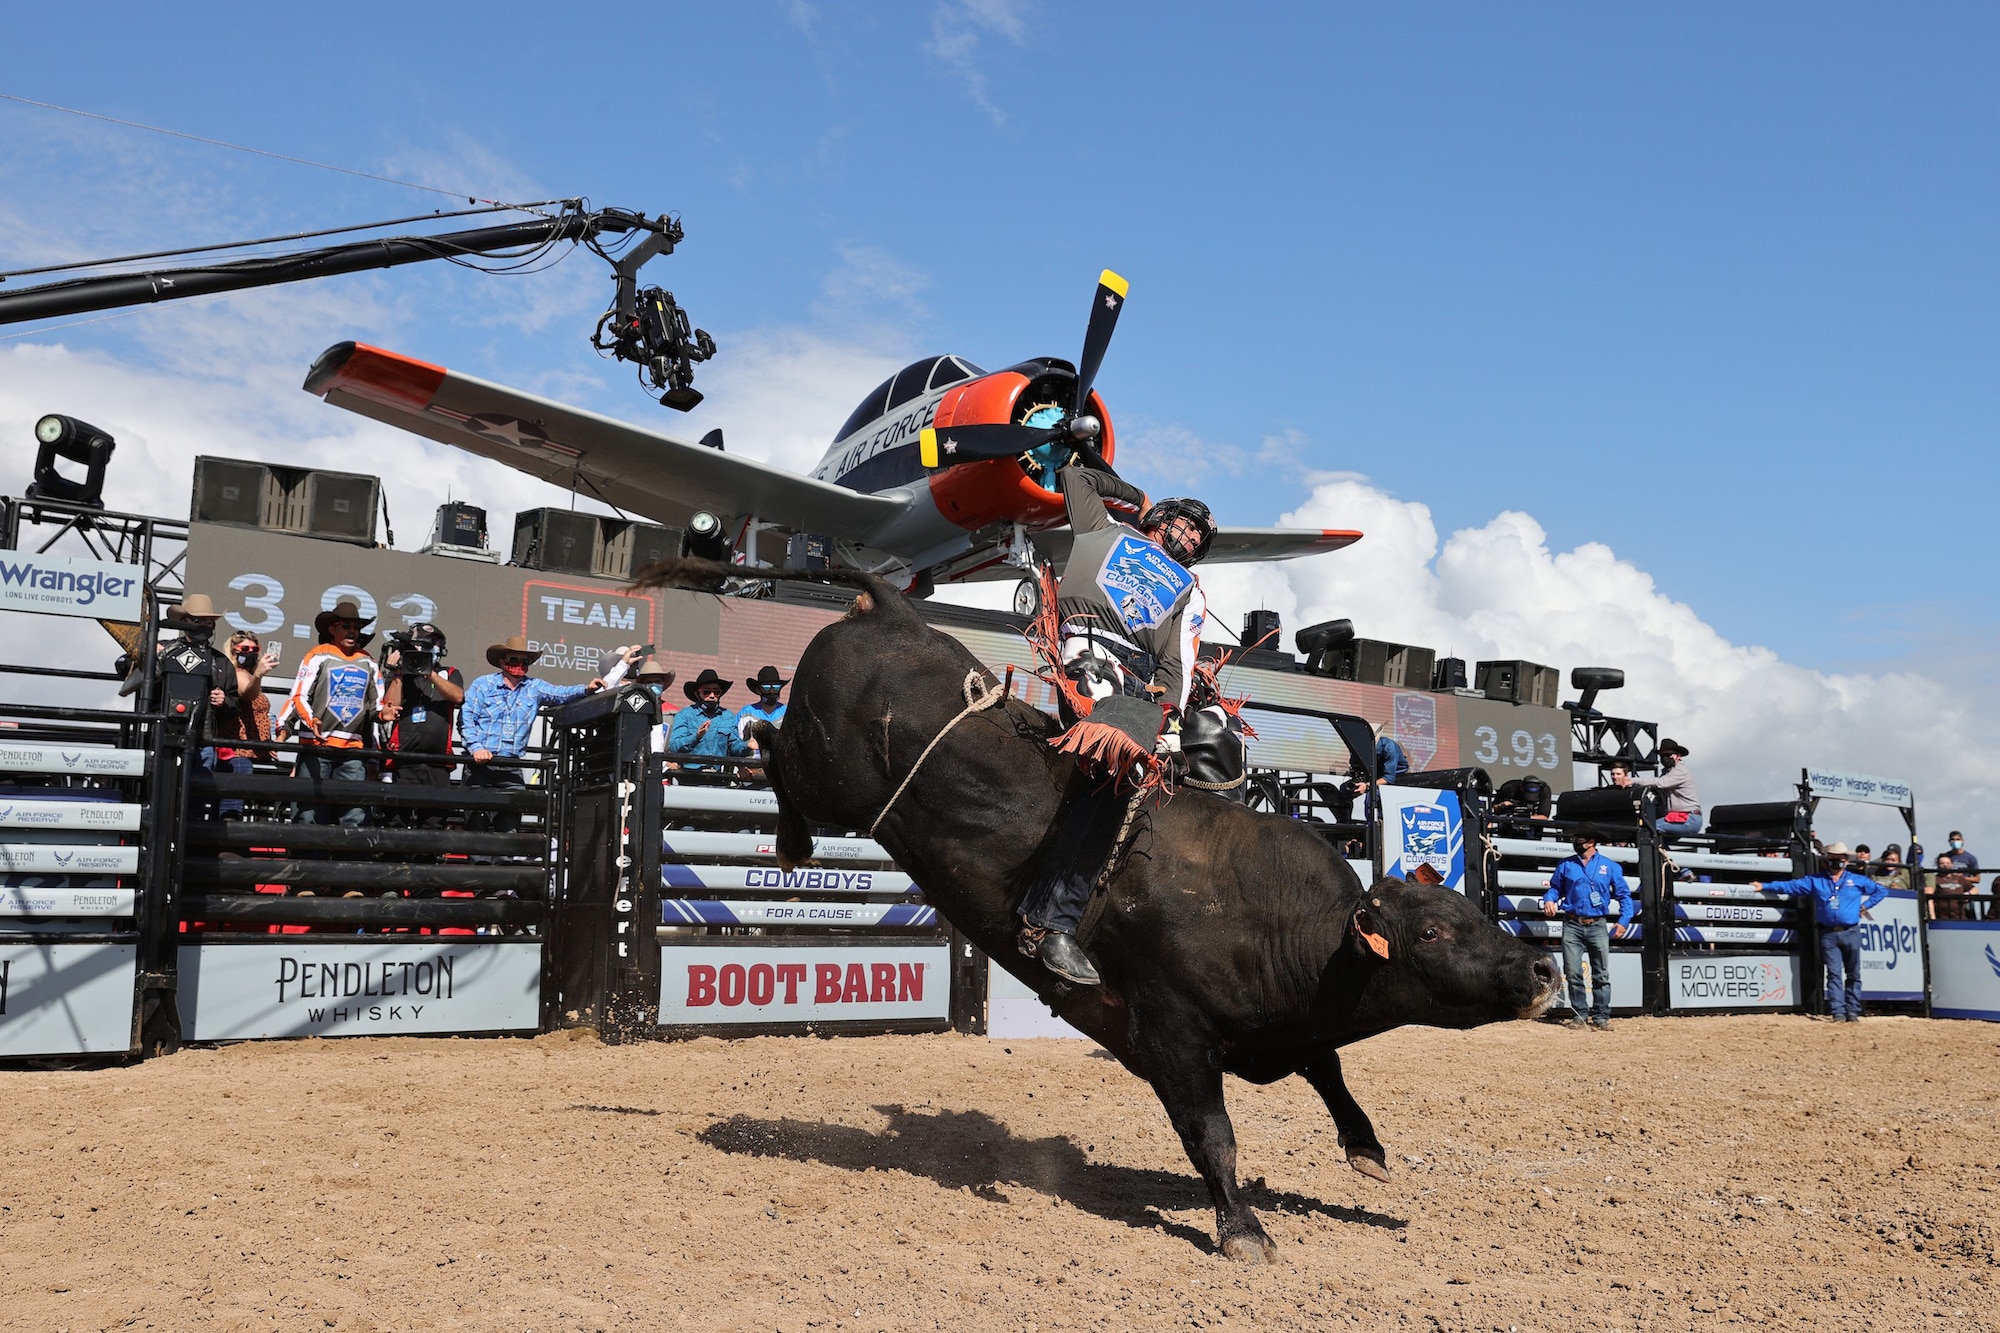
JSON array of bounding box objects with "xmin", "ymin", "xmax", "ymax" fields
[
  {"xmin": 745, "ymin": 718, "xmax": 817, "ymax": 871},
  {"xmin": 629, "ymin": 557, "xmax": 920, "ymax": 625}
]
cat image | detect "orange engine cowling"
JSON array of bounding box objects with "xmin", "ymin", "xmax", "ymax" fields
[{"xmin": 923, "ymin": 371, "xmax": 1119, "ymax": 533}]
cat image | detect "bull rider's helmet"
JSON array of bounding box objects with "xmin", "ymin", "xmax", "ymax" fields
[{"xmin": 1141, "ymin": 496, "xmax": 1218, "ymax": 565}]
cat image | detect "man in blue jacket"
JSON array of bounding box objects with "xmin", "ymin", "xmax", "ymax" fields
[
  {"xmin": 1541, "ymin": 833, "xmax": 1636, "ymax": 1031},
  {"xmin": 1751, "ymin": 842, "xmax": 1887, "ymax": 1022},
  {"xmin": 668, "ymin": 668, "xmax": 751, "ymax": 778}
]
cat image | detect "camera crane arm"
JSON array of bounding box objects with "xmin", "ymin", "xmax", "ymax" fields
[{"xmin": 0, "ymin": 203, "xmax": 714, "ymax": 410}]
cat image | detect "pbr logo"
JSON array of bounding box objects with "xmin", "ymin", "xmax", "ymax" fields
[
  {"xmin": 1392, "ymin": 693, "xmax": 1438, "ymax": 769},
  {"xmin": 1398, "ymin": 800, "xmax": 1462, "ymax": 887}
]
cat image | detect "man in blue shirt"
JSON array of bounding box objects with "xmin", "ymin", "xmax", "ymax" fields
[
  {"xmin": 459, "ymin": 635, "xmax": 608, "ymax": 832},
  {"xmin": 1541, "ymin": 833, "xmax": 1636, "ymax": 1031},
  {"xmin": 1752, "ymin": 841, "xmax": 1888, "ymax": 1022},
  {"xmin": 668, "ymin": 668, "xmax": 751, "ymax": 778},
  {"xmin": 735, "ymin": 665, "xmax": 789, "ymax": 755}
]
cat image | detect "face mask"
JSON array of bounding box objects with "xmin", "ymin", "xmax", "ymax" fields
[
  {"xmin": 760, "ymin": 688, "xmax": 782, "ymax": 704},
  {"xmin": 235, "ymin": 647, "xmax": 259, "ymax": 665},
  {"xmin": 645, "ymin": 683, "xmax": 664, "ymax": 698},
  {"xmin": 1951, "ymin": 839, "xmax": 1964, "ymax": 850}
]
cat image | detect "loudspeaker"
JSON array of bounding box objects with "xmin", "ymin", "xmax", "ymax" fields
[
  {"xmin": 191, "ymin": 457, "xmax": 269, "ymax": 527},
  {"xmin": 598, "ymin": 520, "xmax": 681, "ymax": 579},
  {"xmin": 190, "ymin": 457, "xmax": 379, "ymax": 545},
  {"xmin": 1242, "ymin": 610, "xmax": 1282, "ymax": 652},
  {"xmin": 1432, "ymin": 656, "xmax": 1469, "ymax": 690},
  {"xmin": 1332, "ymin": 638, "xmax": 1436, "ymax": 689},
  {"xmin": 305, "ymin": 472, "xmax": 378, "ymax": 543},
  {"xmin": 1476, "ymin": 659, "xmax": 1561, "ymax": 706},
  {"xmin": 513, "ymin": 508, "xmax": 603, "ymax": 575}
]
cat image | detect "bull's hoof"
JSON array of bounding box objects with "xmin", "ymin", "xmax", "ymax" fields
[
  {"xmin": 1221, "ymin": 1231, "xmax": 1280, "ymax": 1265},
  {"xmin": 1346, "ymin": 1148, "xmax": 1391, "ymax": 1183}
]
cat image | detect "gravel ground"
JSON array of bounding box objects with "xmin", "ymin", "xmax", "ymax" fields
[{"xmin": 1, "ymin": 1014, "xmax": 1995, "ymax": 1331}]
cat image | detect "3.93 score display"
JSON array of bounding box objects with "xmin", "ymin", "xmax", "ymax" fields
[{"xmin": 1471, "ymin": 725, "xmax": 1561, "ymax": 771}]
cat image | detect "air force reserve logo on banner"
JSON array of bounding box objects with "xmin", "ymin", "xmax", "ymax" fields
[
  {"xmin": 1399, "ymin": 797, "xmax": 1464, "ymax": 888},
  {"xmin": 1096, "ymin": 533, "xmax": 1193, "ymax": 633}
]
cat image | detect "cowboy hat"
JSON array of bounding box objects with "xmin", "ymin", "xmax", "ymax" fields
[
  {"xmin": 745, "ymin": 664, "xmax": 789, "ymax": 691},
  {"xmin": 485, "ymin": 635, "xmax": 543, "ymax": 668},
  {"xmin": 314, "ymin": 599, "xmax": 375, "ymax": 633},
  {"xmin": 1821, "ymin": 841, "xmax": 1852, "ymax": 857},
  {"xmin": 682, "ymin": 667, "xmax": 731, "ymax": 703},
  {"xmin": 174, "ymin": 593, "xmax": 220, "ymax": 618},
  {"xmin": 635, "ymin": 656, "xmax": 676, "ymax": 682},
  {"xmin": 1658, "ymin": 738, "xmax": 1690, "ymax": 758}
]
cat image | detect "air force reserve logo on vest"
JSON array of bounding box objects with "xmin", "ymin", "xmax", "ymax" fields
[{"xmin": 1095, "ymin": 533, "xmax": 1193, "ymax": 633}]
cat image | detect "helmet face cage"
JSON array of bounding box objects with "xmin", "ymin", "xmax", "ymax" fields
[{"xmin": 1143, "ymin": 497, "xmax": 1217, "ymax": 564}]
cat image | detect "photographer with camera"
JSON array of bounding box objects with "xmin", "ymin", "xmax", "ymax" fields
[{"xmin": 381, "ymin": 623, "xmax": 465, "ymax": 823}]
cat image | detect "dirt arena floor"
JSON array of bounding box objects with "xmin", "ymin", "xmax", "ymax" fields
[{"xmin": 1, "ymin": 1015, "xmax": 1995, "ymax": 1332}]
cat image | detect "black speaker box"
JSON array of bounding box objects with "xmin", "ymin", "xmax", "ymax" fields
[
  {"xmin": 597, "ymin": 520, "xmax": 681, "ymax": 579},
  {"xmin": 1332, "ymin": 638, "xmax": 1437, "ymax": 689},
  {"xmin": 1242, "ymin": 609, "xmax": 1282, "ymax": 653},
  {"xmin": 513, "ymin": 508, "xmax": 603, "ymax": 575},
  {"xmin": 1476, "ymin": 659, "xmax": 1561, "ymax": 706},
  {"xmin": 191, "ymin": 457, "xmax": 269, "ymax": 527}
]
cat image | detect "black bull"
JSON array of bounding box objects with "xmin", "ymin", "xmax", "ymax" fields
[{"xmin": 647, "ymin": 561, "xmax": 1559, "ymax": 1262}]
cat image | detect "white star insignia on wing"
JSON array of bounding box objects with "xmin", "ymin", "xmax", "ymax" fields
[
  {"xmin": 942, "ymin": 437, "xmax": 959, "ymax": 454},
  {"xmin": 1103, "ymin": 294, "xmax": 1119, "ymax": 309}
]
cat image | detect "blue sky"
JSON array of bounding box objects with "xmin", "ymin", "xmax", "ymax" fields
[{"xmin": 3, "ymin": 2, "xmax": 1996, "ymax": 840}]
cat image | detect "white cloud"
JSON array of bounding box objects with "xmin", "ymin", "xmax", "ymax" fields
[
  {"xmin": 676, "ymin": 325, "xmax": 907, "ymax": 475},
  {"xmin": 923, "ymin": 0, "xmax": 1030, "ymax": 126},
  {"xmin": 1195, "ymin": 476, "xmax": 1996, "ymax": 848}
]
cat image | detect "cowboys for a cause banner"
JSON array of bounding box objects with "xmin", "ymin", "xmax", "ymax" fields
[
  {"xmin": 0, "ymin": 943, "xmax": 137, "ymax": 1056},
  {"xmin": 179, "ymin": 941, "xmax": 541, "ymax": 1039},
  {"xmin": 659, "ymin": 941, "xmax": 949, "ymax": 1027},
  {"xmin": 0, "ymin": 551, "xmax": 142, "ymax": 620}
]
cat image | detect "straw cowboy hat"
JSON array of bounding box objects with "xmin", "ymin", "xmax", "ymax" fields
[
  {"xmin": 634, "ymin": 656, "xmax": 676, "ymax": 683},
  {"xmin": 682, "ymin": 667, "xmax": 731, "ymax": 703},
  {"xmin": 485, "ymin": 635, "xmax": 544, "ymax": 668},
  {"xmin": 172, "ymin": 593, "xmax": 221, "ymax": 618},
  {"xmin": 745, "ymin": 664, "xmax": 790, "ymax": 691},
  {"xmin": 1820, "ymin": 841, "xmax": 1851, "ymax": 857}
]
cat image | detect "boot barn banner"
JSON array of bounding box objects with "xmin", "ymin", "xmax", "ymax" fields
[{"xmin": 658, "ymin": 941, "xmax": 949, "ymax": 1027}]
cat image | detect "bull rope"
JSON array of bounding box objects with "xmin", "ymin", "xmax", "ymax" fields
[
  {"xmin": 869, "ymin": 669, "xmax": 1007, "ymax": 838},
  {"xmin": 1094, "ymin": 782, "xmax": 1154, "ymax": 890}
]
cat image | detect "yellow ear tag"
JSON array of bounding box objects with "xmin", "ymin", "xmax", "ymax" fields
[{"xmin": 919, "ymin": 428, "xmax": 940, "ymax": 469}]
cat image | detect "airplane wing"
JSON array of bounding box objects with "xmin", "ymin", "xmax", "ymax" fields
[
  {"xmin": 302, "ymin": 342, "xmax": 907, "ymax": 543},
  {"xmin": 1202, "ymin": 527, "xmax": 1362, "ymax": 563},
  {"xmin": 1025, "ymin": 524, "xmax": 1360, "ymax": 571}
]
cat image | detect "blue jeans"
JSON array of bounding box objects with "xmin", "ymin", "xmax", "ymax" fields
[
  {"xmin": 199, "ymin": 748, "xmax": 255, "ymax": 818},
  {"xmin": 1654, "ymin": 812, "xmax": 1703, "ymax": 837},
  {"xmin": 1561, "ymin": 919, "xmax": 1613, "ymax": 1022},
  {"xmin": 1820, "ymin": 925, "xmax": 1864, "ymax": 1019},
  {"xmin": 297, "ymin": 750, "xmax": 369, "ymax": 827}
]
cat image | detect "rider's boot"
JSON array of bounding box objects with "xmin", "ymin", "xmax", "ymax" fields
[{"xmin": 1032, "ymin": 930, "xmax": 1101, "ymax": 986}]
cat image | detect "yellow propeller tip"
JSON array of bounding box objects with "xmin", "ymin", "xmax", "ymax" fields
[
  {"xmin": 919, "ymin": 427, "xmax": 940, "ymax": 469},
  {"xmin": 1099, "ymin": 269, "xmax": 1129, "ymax": 298}
]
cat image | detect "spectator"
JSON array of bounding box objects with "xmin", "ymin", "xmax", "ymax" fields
[
  {"xmin": 1540, "ymin": 832, "xmax": 1635, "ymax": 1031},
  {"xmin": 1343, "ymin": 722, "xmax": 1409, "ymax": 825},
  {"xmin": 277, "ymin": 600, "xmax": 385, "ymax": 827},
  {"xmin": 381, "ymin": 623, "xmax": 465, "ymax": 827},
  {"xmin": 1614, "ymin": 739, "xmax": 1702, "ymax": 837},
  {"xmin": 668, "ymin": 668, "xmax": 751, "ymax": 776},
  {"xmin": 458, "ymin": 635, "xmax": 607, "ymax": 832},
  {"xmin": 1873, "ymin": 844, "xmax": 1911, "ymax": 892},
  {"xmin": 1752, "ymin": 842, "xmax": 1887, "ymax": 1022},
  {"xmin": 213, "ymin": 629, "xmax": 280, "ymax": 819},
  {"xmin": 154, "ymin": 594, "xmax": 243, "ymax": 817},
  {"xmin": 736, "ymin": 665, "xmax": 789, "ymax": 753},
  {"xmin": 1935, "ymin": 831, "xmax": 1980, "ymax": 922},
  {"xmin": 629, "ymin": 657, "xmax": 678, "ymax": 753}
]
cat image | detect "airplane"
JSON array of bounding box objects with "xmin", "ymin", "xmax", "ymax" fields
[{"xmin": 303, "ymin": 270, "xmax": 1361, "ymax": 605}]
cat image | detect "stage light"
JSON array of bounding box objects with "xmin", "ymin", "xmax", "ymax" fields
[
  {"xmin": 27, "ymin": 414, "xmax": 115, "ymax": 508},
  {"xmin": 1566, "ymin": 666, "xmax": 1626, "ymax": 717},
  {"xmin": 681, "ymin": 510, "xmax": 731, "ymax": 563},
  {"xmin": 1292, "ymin": 618, "xmax": 1354, "ymax": 675}
]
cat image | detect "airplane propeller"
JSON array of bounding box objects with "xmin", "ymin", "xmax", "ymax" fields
[{"xmin": 920, "ymin": 269, "xmax": 1128, "ymax": 469}]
